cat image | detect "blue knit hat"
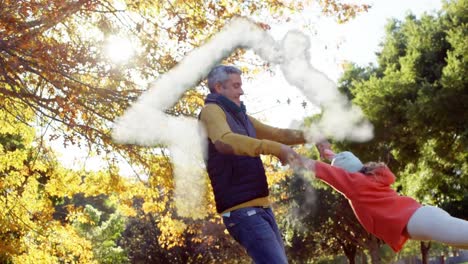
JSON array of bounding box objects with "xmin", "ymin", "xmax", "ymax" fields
[{"xmin": 331, "ymin": 151, "xmax": 363, "ymax": 173}]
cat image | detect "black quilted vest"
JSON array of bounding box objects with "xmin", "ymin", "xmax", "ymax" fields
[{"xmin": 203, "ymin": 94, "xmax": 268, "ymax": 213}]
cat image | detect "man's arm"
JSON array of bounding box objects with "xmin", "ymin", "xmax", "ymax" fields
[
  {"xmin": 248, "ymin": 116, "xmax": 306, "ymax": 145},
  {"xmin": 200, "ymin": 104, "xmax": 297, "ymax": 163}
]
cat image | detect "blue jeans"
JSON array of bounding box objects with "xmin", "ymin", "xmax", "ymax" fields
[{"xmin": 222, "ymin": 207, "xmax": 288, "ymax": 264}]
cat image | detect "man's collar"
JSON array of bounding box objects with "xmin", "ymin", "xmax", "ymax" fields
[{"xmin": 207, "ymin": 93, "xmax": 246, "ymax": 113}]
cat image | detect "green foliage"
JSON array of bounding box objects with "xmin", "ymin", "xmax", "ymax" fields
[
  {"xmin": 320, "ymin": 1, "xmax": 468, "ymax": 262},
  {"xmin": 72, "ymin": 197, "xmax": 129, "ymax": 264},
  {"xmin": 338, "ymin": 0, "xmax": 467, "ymax": 211}
]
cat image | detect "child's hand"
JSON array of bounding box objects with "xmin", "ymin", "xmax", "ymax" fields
[
  {"xmin": 315, "ymin": 140, "xmax": 335, "ymax": 161},
  {"xmin": 322, "ymin": 149, "xmax": 336, "ymax": 161}
]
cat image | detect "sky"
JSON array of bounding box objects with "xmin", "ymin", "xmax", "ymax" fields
[
  {"xmin": 245, "ymin": 0, "xmax": 443, "ymax": 127},
  {"xmin": 51, "ymin": 0, "xmax": 444, "ymax": 198}
]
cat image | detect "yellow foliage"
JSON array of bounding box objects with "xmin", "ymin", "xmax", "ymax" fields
[
  {"xmin": 115, "ymin": 199, "xmax": 138, "ymax": 217},
  {"xmin": 0, "ymin": 150, "xmax": 28, "ymax": 172},
  {"xmin": 66, "ymin": 205, "xmax": 93, "ymax": 225},
  {"xmin": 0, "ymin": 110, "xmax": 35, "ymax": 145},
  {"xmin": 12, "ymin": 224, "xmax": 96, "ymax": 264},
  {"xmin": 157, "ymin": 214, "xmax": 188, "ymax": 249},
  {"xmin": 45, "ymin": 168, "xmax": 83, "ymax": 198},
  {"xmin": 263, "ymin": 155, "xmax": 293, "ymax": 185},
  {"xmin": 81, "ymin": 171, "xmax": 113, "ymax": 196},
  {"xmin": 142, "ymin": 199, "xmax": 164, "ymax": 214},
  {"xmin": 0, "ymin": 106, "xmax": 98, "ymax": 262}
]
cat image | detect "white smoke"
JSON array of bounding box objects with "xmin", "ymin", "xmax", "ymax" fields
[
  {"xmin": 112, "ymin": 17, "xmax": 373, "ymax": 218},
  {"xmin": 279, "ymin": 30, "xmax": 373, "ymax": 142}
]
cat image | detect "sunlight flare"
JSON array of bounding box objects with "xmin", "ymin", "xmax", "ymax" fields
[{"xmin": 105, "ymin": 35, "xmax": 134, "ymax": 63}]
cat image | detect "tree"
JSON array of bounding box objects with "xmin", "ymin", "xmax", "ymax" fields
[
  {"xmin": 340, "ymin": 0, "xmax": 467, "ymax": 213},
  {"xmin": 1, "ymin": 0, "xmax": 372, "ymax": 260},
  {"xmin": 0, "ymin": 102, "xmax": 96, "ymax": 262},
  {"xmin": 338, "ymin": 0, "xmax": 467, "ymax": 261},
  {"xmin": 69, "ymin": 196, "xmax": 130, "ymax": 264},
  {"xmin": 0, "ymin": 0, "xmax": 369, "ymax": 152},
  {"xmin": 118, "ymin": 198, "xmax": 249, "ymax": 263}
]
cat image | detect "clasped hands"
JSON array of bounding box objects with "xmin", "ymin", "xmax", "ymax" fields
[{"xmin": 278, "ymin": 140, "xmax": 333, "ymax": 172}]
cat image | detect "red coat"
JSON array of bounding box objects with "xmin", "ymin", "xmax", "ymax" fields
[{"xmin": 315, "ymin": 161, "xmax": 422, "ymax": 252}]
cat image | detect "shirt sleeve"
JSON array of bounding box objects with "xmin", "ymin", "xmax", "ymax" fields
[
  {"xmin": 248, "ymin": 116, "xmax": 306, "ymax": 145},
  {"xmin": 315, "ymin": 161, "xmax": 364, "ymax": 199},
  {"xmin": 199, "ymin": 104, "xmax": 283, "ymax": 157}
]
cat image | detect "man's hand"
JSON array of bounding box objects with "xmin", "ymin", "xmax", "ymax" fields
[
  {"xmin": 301, "ymin": 157, "xmax": 316, "ymax": 172},
  {"xmin": 278, "ymin": 144, "xmax": 301, "ymax": 166},
  {"xmin": 256, "ymin": 22, "xmax": 271, "ymax": 31}
]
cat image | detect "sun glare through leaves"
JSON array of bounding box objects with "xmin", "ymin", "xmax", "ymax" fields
[{"xmin": 105, "ymin": 35, "xmax": 135, "ymax": 63}]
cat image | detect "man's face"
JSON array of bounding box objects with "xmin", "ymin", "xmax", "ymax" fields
[{"xmin": 216, "ymin": 73, "xmax": 244, "ymax": 106}]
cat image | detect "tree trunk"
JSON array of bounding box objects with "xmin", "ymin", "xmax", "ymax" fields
[
  {"xmin": 360, "ymin": 250, "xmax": 367, "ymax": 264},
  {"xmin": 369, "ymin": 249, "xmax": 380, "ymax": 264},
  {"xmin": 356, "ymin": 250, "xmax": 367, "ymax": 264},
  {"xmin": 369, "ymin": 237, "xmax": 381, "ymax": 264},
  {"xmin": 343, "ymin": 244, "xmax": 357, "ymax": 264},
  {"xmin": 420, "ymin": 241, "xmax": 431, "ymax": 264}
]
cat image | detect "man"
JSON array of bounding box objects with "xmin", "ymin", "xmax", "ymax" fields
[{"xmin": 199, "ymin": 65, "xmax": 307, "ymax": 263}]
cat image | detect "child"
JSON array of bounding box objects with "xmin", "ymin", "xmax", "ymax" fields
[{"xmin": 302, "ymin": 145, "xmax": 468, "ymax": 252}]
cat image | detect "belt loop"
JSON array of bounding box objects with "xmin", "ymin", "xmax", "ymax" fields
[{"xmin": 221, "ymin": 211, "xmax": 231, "ymax": 218}]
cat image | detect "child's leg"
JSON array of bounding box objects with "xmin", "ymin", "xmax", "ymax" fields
[{"xmin": 406, "ymin": 205, "xmax": 468, "ymax": 248}]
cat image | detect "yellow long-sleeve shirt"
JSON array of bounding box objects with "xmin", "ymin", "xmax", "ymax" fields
[{"xmin": 199, "ymin": 104, "xmax": 306, "ymax": 213}]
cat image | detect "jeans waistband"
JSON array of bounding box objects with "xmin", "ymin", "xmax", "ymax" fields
[{"xmin": 221, "ymin": 205, "xmax": 270, "ymax": 218}]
